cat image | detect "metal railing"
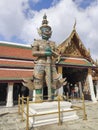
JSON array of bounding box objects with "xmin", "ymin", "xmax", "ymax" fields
[{"xmin": 18, "ymin": 93, "xmax": 87, "ymax": 130}]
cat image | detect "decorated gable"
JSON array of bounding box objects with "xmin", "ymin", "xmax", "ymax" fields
[
  {"xmin": 62, "ymin": 38, "xmax": 82, "ymax": 56},
  {"xmin": 57, "ymin": 29, "xmax": 90, "ymax": 59}
]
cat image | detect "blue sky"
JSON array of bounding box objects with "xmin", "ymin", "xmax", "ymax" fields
[
  {"xmin": 0, "ymin": 0, "xmax": 96, "ymax": 43},
  {"xmin": 28, "ymin": 0, "xmax": 95, "ymax": 11},
  {"xmin": 28, "ymin": 0, "xmax": 55, "ymax": 11},
  {"xmin": 0, "ymin": 0, "xmax": 98, "ymax": 60},
  {"xmin": 73, "ymin": 0, "xmax": 96, "ymax": 8}
]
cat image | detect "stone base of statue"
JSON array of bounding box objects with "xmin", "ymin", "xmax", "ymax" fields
[{"xmin": 25, "ymin": 101, "xmax": 79, "ymax": 127}]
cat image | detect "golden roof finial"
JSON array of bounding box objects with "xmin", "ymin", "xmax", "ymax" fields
[
  {"xmin": 73, "ymin": 18, "xmax": 76, "ymax": 30},
  {"xmin": 88, "ymin": 48, "xmax": 90, "ymax": 54},
  {"xmin": 96, "ymin": 59, "xmax": 98, "ymax": 65}
]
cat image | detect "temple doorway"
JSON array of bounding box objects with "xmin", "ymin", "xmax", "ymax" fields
[
  {"xmin": 63, "ymin": 67, "xmax": 88, "ymax": 97},
  {"xmin": 43, "ymin": 82, "xmax": 48, "ymax": 100},
  {"xmin": 0, "ymin": 83, "xmax": 8, "ymax": 105},
  {"xmin": 13, "ymin": 83, "xmax": 29, "ymax": 105}
]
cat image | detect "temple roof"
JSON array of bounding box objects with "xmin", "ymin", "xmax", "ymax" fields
[
  {"xmin": 0, "ymin": 41, "xmax": 34, "ymax": 60},
  {"xmin": 57, "ymin": 57, "xmax": 95, "ymax": 68},
  {"xmin": 0, "ymin": 59, "xmax": 34, "ymax": 69},
  {"xmin": 57, "ymin": 29, "xmax": 95, "ymax": 64},
  {"xmin": 0, "ymin": 68, "xmax": 33, "ymax": 81},
  {"xmin": 0, "ymin": 42, "xmax": 34, "ymax": 81}
]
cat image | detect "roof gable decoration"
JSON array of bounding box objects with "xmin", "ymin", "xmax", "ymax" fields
[
  {"xmin": 61, "ymin": 40, "xmax": 82, "ymax": 57},
  {"xmin": 57, "ymin": 28, "xmax": 91, "ymax": 59}
]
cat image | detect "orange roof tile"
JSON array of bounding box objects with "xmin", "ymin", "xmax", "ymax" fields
[
  {"xmin": 0, "ymin": 59, "xmax": 34, "ymax": 68},
  {"xmin": 58, "ymin": 58, "xmax": 92, "ymax": 67},
  {"xmin": 0, "ymin": 44, "xmax": 34, "ymax": 60},
  {"xmin": 64, "ymin": 59, "xmax": 87, "ymax": 65},
  {"xmin": 0, "ymin": 69, "xmax": 33, "ymax": 80},
  {"xmin": 0, "ymin": 43, "xmax": 35, "ymax": 81}
]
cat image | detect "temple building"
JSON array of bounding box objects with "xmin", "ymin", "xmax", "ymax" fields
[
  {"xmin": 0, "ymin": 27, "xmax": 98, "ymax": 107},
  {"xmin": 0, "ymin": 42, "xmax": 34, "ymax": 106},
  {"xmin": 57, "ymin": 27, "xmax": 98, "ymax": 102}
]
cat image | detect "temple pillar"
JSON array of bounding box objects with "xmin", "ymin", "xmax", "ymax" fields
[
  {"xmin": 96, "ymin": 81, "xmax": 98, "ymax": 100},
  {"xmin": 29, "ymin": 90, "xmax": 33, "ymax": 100},
  {"xmin": 6, "ymin": 82, "xmax": 14, "ymax": 107},
  {"xmin": 33, "ymin": 90, "xmax": 36, "ymax": 101},
  {"xmin": 57, "ymin": 66, "xmax": 63, "ymax": 95},
  {"xmin": 78, "ymin": 82, "xmax": 82, "ymax": 98},
  {"xmin": 87, "ymin": 68, "xmax": 97, "ymax": 102}
]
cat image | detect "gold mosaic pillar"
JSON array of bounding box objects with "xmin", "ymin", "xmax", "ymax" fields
[{"xmin": 58, "ymin": 66, "xmax": 62, "ymax": 74}]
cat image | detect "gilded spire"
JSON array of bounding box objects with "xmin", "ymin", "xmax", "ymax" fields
[
  {"xmin": 42, "ymin": 13, "xmax": 48, "ymax": 26},
  {"xmin": 96, "ymin": 59, "xmax": 98, "ymax": 65},
  {"xmin": 73, "ymin": 18, "xmax": 76, "ymax": 30},
  {"xmin": 88, "ymin": 48, "xmax": 90, "ymax": 54}
]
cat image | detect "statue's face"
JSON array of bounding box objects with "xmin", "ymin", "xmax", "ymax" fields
[{"xmin": 40, "ymin": 26, "xmax": 52, "ymax": 40}]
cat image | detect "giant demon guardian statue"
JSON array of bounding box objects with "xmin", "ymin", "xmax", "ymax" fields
[{"xmin": 23, "ymin": 14, "xmax": 66, "ymax": 100}]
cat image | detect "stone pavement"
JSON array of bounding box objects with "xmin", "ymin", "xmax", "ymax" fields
[{"xmin": 0, "ymin": 101, "xmax": 98, "ymax": 130}]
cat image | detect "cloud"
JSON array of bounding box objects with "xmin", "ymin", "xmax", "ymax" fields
[
  {"xmin": 0, "ymin": 0, "xmax": 28, "ymax": 39},
  {"xmin": 0, "ymin": 0, "xmax": 98, "ymax": 60},
  {"xmin": 20, "ymin": 0, "xmax": 78, "ymax": 43}
]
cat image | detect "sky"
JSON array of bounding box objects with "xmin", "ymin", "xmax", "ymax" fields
[{"xmin": 0, "ymin": 0, "xmax": 98, "ymax": 60}]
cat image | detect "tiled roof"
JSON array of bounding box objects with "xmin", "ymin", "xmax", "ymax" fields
[
  {"xmin": 0, "ymin": 42, "xmax": 34, "ymax": 60},
  {"xmin": 0, "ymin": 68, "xmax": 33, "ymax": 80},
  {"xmin": 0, "ymin": 42, "xmax": 34, "ymax": 81},
  {"xmin": 58, "ymin": 57, "xmax": 93, "ymax": 67},
  {"xmin": 0, "ymin": 59, "xmax": 34, "ymax": 68}
]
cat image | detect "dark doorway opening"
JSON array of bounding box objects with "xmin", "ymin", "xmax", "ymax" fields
[
  {"xmin": 43, "ymin": 87, "xmax": 48, "ymax": 100},
  {"xmin": 63, "ymin": 67, "xmax": 87, "ymax": 84},
  {"xmin": 13, "ymin": 83, "xmax": 29, "ymax": 105},
  {"xmin": 43, "ymin": 82, "xmax": 48, "ymax": 100},
  {"xmin": 62, "ymin": 67, "xmax": 87, "ymax": 97},
  {"xmin": 0, "ymin": 83, "xmax": 8, "ymax": 105}
]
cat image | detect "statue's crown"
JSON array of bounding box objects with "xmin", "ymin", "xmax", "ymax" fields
[{"xmin": 42, "ymin": 14, "xmax": 48, "ymax": 26}]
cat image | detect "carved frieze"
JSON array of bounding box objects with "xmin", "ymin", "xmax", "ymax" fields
[{"xmin": 62, "ymin": 41, "xmax": 82, "ymax": 56}]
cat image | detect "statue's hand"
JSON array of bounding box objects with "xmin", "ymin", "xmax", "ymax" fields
[
  {"xmin": 45, "ymin": 46, "xmax": 52, "ymax": 52},
  {"xmin": 45, "ymin": 46, "xmax": 52, "ymax": 56}
]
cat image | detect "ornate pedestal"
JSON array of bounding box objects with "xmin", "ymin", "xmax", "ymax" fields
[{"xmin": 25, "ymin": 101, "xmax": 79, "ymax": 127}]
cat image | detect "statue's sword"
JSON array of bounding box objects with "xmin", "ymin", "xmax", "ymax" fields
[
  {"xmin": 46, "ymin": 56, "xmax": 52, "ymax": 100},
  {"xmin": 46, "ymin": 42, "xmax": 61, "ymax": 100}
]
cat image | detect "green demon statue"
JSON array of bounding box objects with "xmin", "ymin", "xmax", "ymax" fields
[{"xmin": 23, "ymin": 14, "xmax": 66, "ymax": 100}]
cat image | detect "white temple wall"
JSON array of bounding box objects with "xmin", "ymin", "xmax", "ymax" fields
[
  {"xmin": 95, "ymin": 81, "xmax": 98, "ymax": 100},
  {"xmin": 87, "ymin": 71, "xmax": 97, "ymax": 102}
]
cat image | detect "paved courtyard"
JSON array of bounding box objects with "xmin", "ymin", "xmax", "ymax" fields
[{"xmin": 0, "ymin": 101, "xmax": 98, "ymax": 130}]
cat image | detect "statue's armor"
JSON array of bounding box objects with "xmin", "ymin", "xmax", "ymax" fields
[{"xmin": 32, "ymin": 39, "xmax": 61, "ymax": 89}]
